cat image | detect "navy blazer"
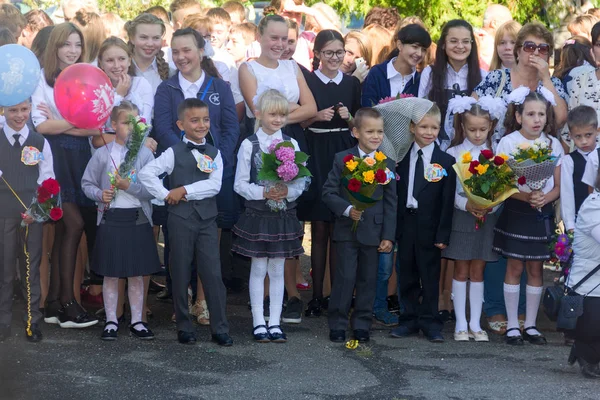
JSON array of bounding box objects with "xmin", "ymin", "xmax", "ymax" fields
[
  {"xmin": 361, "ymin": 61, "xmax": 420, "ymax": 107},
  {"xmin": 153, "ymin": 73, "xmax": 239, "ymax": 178}
]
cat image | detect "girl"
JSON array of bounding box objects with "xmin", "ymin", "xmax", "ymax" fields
[
  {"xmin": 495, "ymin": 89, "xmax": 564, "ymax": 345},
  {"xmin": 72, "ymin": 11, "xmax": 106, "ymax": 64},
  {"xmin": 281, "ymin": 18, "xmax": 299, "ymax": 62},
  {"xmin": 81, "ymin": 101, "xmax": 161, "ymax": 340},
  {"xmin": 341, "ymin": 31, "xmax": 371, "ymax": 82},
  {"xmin": 21, "ymin": 9, "xmax": 53, "ymax": 48},
  {"xmin": 489, "ymin": 21, "xmax": 522, "ymax": 71},
  {"xmin": 31, "ymin": 23, "xmax": 99, "ymax": 328},
  {"xmin": 553, "ymin": 36, "xmax": 596, "ymax": 87},
  {"xmin": 232, "ymin": 89, "xmax": 306, "ymax": 343},
  {"xmin": 301, "ymin": 29, "xmax": 361, "ymax": 318},
  {"xmin": 442, "ymin": 96, "xmax": 506, "ymax": 342}
]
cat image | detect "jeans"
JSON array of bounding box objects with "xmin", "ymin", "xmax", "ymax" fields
[
  {"xmin": 373, "ymin": 250, "xmax": 394, "ymax": 311},
  {"xmin": 483, "ymin": 257, "xmax": 526, "ymax": 317}
]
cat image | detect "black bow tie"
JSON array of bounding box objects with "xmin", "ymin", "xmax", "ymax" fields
[{"xmin": 187, "ymin": 142, "xmax": 206, "ymax": 152}]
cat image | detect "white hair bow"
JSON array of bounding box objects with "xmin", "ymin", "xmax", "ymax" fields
[
  {"xmin": 506, "ymin": 85, "xmax": 557, "ymax": 107},
  {"xmin": 447, "ymin": 95, "xmax": 477, "ymax": 116}
]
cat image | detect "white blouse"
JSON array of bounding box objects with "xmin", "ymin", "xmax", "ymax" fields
[
  {"xmin": 31, "ymin": 70, "xmax": 63, "ymax": 128},
  {"xmin": 105, "ymin": 76, "xmax": 154, "ymax": 132},
  {"xmin": 418, "ymin": 63, "xmax": 488, "ymax": 98},
  {"xmin": 110, "ymin": 142, "xmax": 142, "ymax": 209},
  {"xmin": 244, "ymin": 60, "xmax": 300, "ymax": 118},
  {"xmin": 570, "ymin": 191, "xmax": 600, "ymax": 297}
]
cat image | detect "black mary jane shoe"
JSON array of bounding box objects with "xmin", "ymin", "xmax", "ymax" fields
[
  {"xmin": 505, "ymin": 327, "xmax": 524, "ymax": 346},
  {"xmin": 305, "ymin": 297, "xmax": 323, "ymax": 318},
  {"xmin": 523, "ymin": 326, "xmax": 547, "ymax": 345},
  {"xmin": 253, "ymin": 325, "xmax": 270, "ymax": 343},
  {"xmin": 267, "ymin": 325, "xmax": 287, "ymax": 343},
  {"xmin": 129, "ymin": 321, "xmax": 155, "ymax": 340},
  {"xmin": 101, "ymin": 321, "xmax": 119, "ymax": 341}
]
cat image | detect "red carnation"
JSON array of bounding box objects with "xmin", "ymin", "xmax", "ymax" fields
[
  {"xmin": 468, "ymin": 160, "xmax": 480, "ymax": 174},
  {"xmin": 42, "ymin": 178, "xmax": 60, "ymax": 196},
  {"xmin": 493, "ymin": 156, "xmax": 505, "ymax": 166},
  {"xmin": 49, "ymin": 207, "xmax": 63, "ymax": 221},
  {"xmin": 481, "ymin": 149, "xmax": 494, "ymax": 160},
  {"xmin": 348, "ymin": 178, "xmax": 362, "ymax": 192},
  {"xmin": 375, "ymin": 169, "xmax": 387, "ymax": 184},
  {"xmin": 37, "ymin": 186, "xmax": 51, "ymax": 203},
  {"xmin": 518, "ymin": 176, "xmax": 527, "ymax": 185},
  {"xmin": 343, "ymin": 154, "xmax": 354, "ymax": 163}
]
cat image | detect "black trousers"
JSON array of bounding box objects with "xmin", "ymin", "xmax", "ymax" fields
[
  {"xmin": 574, "ymin": 296, "xmax": 600, "ymax": 364},
  {"xmin": 397, "ymin": 211, "xmax": 443, "ymax": 333}
]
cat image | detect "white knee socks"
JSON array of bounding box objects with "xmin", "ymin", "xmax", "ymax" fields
[
  {"xmin": 524, "ymin": 285, "xmax": 543, "ymax": 336},
  {"xmin": 452, "ymin": 280, "xmax": 467, "ymax": 332},
  {"xmin": 128, "ymin": 276, "xmax": 145, "ymax": 331},
  {"xmin": 504, "ymin": 283, "xmax": 520, "ymax": 337},
  {"xmin": 250, "ymin": 258, "xmax": 269, "ymax": 334},
  {"xmin": 267, "ymin": 258, "xmax": 285, "ymax": 334},
  {"xmin": 102, "ymin": 277, "xmax": 119, "ymax": 329},
  {"xmin": 469, "ymin": 281, "xmax": 484, "ymax": 332}
]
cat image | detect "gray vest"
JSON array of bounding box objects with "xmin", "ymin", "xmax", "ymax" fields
[
  {"xmin": 168, "ymin": 141, "xmax": 219, "ymax": 220},
  {"xmin": 0, "ymin": 129, "xmax": 45, "ymax": 218}
]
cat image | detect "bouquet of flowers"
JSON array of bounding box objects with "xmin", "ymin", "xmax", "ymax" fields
[
  {"xmin": 257, "ymin": 139, "xmax": 312, "ymax": 211},
  {"xmin": 453, "ymin": 150, "xmax": 519, "ymax": 229},
  {"xmin": 341, "ymin": 151, "xmax": 394, "ymax": 231},
  {"xmin": 22, "ymin": 178, "xmax": 63, "ymax": 227},
  {"xmin": 549, "ymin": 229, "xmax": 574, "ymax": 274},
  {"xmin": 507, "ymin": 138, "xmax": 559, "ymax": 184},
  {"xmin": 378, "ymin": 93, "xmax": 415, "ymax": 105}
]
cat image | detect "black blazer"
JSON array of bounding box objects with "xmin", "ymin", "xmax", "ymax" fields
[
  {"xmin": 396, "ymin": 143, "xmax": 456, "ymax": 246},
  {"xmin": 322, "ymin": 146, "xmax": 397, "ymax": 247}
]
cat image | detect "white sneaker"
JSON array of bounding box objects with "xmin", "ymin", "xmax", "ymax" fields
[
  {"xmin": 454, "ymin": 330, "xmax": 469, "ymax": 341},
  {"xmin": 469, "ymin": 330, "xmax": 489, "ymax": 342}
]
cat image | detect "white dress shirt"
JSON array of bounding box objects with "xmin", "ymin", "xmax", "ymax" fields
[
  {"xmin": 110, "ymin": 142, "xmax": 142, "ymax": 209},
  {"xmin": 105, "ymin": 76, "xmax": 154, "ymax": 132},
  {"xmin": 179, "ymin": 71, "xmax": 206, "ymax": 99},
  {"xmin": 407, "ymin": 142, "xmax": 435, "ymax": 208},
  {"xmin": 133, "ymin": 58, "xmax": 165, "ymax": 95},
  {"xmin": 582, "ymin": 148, "xmax": 599, "ymax": 188},
  {"xmin": 315, "ymin": 69, "xmax": 343, "ymax": 85},
  {"xmin": 561, "ymin": 146, "xmax": 598, "ymax": 231},
  {"xmin": 228, "ymin": 65, "xmax": 244, "ymax": 104},
  {"xmin": 234, "ymin": 128, "xmax": 306, "ymax": 202},
  {"xmin": 387, "ymin": 58, "xmax": 416, "ymax": 97},
  {"xmin": 4, "ymin": 124, "xmax": 55, "ymax": 184},
  {"xmin": 496, "ymin": 131, "xmax": 564, "ymax": 194},
  {"xmin": 570, "ymin": 191, "xmax": 600, "ymax": 296},
  {"xmin": 31, "ymin": 72, "xmax": 62, "ymax": 128},
  {"xmin": 342, "ymin": 147, "xmax": 375, "ymax": 217},
  {"xmin": 418, "ymin": 63, "xmax": 488, "ymax": 98},
  {"xmin": 139, "ymin": 137, "xmax": 223, "ymax": 201}
]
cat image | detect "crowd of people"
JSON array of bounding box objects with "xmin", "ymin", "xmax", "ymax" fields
[{"xmin": 1, "ymin": 0, "xmax": 600, "ymax": 379}]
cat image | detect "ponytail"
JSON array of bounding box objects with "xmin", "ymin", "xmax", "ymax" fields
[{"xmin": 201, "ymin": 57, "xmax": 221, "ymax": 78}]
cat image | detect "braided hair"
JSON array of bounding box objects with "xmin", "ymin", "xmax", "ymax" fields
[
  {"xmin": 312, "ymin": 29, "xmax": 344, "ymax": 71},
  {"xmin": 125, "ymin": 13, "xmax": 169, "ymax": 81}
]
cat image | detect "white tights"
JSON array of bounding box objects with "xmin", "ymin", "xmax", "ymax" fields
[
  {"xmin": 249, "ymin": 257, "xmax": 285, "ymax": 334},
  {"xmin": 102, "ymin": 276, "xmax": 145, "ymax": 331}
]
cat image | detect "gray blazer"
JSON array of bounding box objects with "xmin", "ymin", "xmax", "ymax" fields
[{"xmin": 82, "ymin": 142, "xmax": 156, "ymax": 226}]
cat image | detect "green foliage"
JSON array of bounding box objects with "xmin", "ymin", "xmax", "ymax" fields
[{"xmin": 98, "ymin": 0, "xmax": 172, "ymax": 22}]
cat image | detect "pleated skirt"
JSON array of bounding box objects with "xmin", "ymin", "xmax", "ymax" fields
[{"xmin": 442, "ymin": 208, "xmax": 499, "ymax": 262}]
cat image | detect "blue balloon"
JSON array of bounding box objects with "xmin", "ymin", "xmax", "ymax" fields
[{"xmin": 0, "ymin": 44, "xmax": 41, "ymax": 107}]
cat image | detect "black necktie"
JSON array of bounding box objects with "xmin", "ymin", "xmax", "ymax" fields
[
  {"xmin": 13, "ymin": 134, "xmax": 21, "ymax": 148},
  {"xmin": 413, "ymin": 149, "xmax": 424, "ymax": 198},
  {"xmin": 187, "ymin": 142, "xmax": 206, "ymax": 152}
]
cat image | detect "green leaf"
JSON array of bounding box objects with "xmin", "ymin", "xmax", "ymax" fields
[
  {"xmin": 295, "ymin": 152, "xmax": 309, "ymax": 164},
  {"xmin": 481, "ymin": 181, "xmax": 491, "ymax": 194},
  {"xmin": 297, "ymin": 166, "xmax": 313, "ymax": 178}
]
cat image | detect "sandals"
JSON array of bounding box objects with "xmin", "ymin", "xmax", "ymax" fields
[
  {"xmin": 267, "ymin": 325, "xmax": 287, "ymax": 343},
  {"xmin": 101, "ymin": 321, "xmax": 118, "ymax": 341},
  {"xmin": 129, "ymin": 321, "xmax": 155, "ymax": 340},
  {"xmin": 253, "ymin": 325, "xmax": 270, "ymax": 343},
  {"xmin": 505, "ymin": 327, "xmax": 524, "ymax": 346},
  {"xmin": 487, "ymin": 319, "xmax": 507, "ymax": 335},
  {"xmin": 523, "ymin": 326, "xmax": 547, "ymax": 345}
]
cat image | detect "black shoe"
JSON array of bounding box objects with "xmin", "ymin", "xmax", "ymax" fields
[
  {"xmin": 322, "ymin": 296, "xmax": 330, "ymax": 311},
  {"xmin": 177, "ymin": 330, "xmax": 196, "ymax": 344},
  {"xmin": 329, "ymin": 329, "xmax": 346, "ymax": 343},
  {"xmin": 438, "ymin": 310, "xmax": 451, "ymax": 322},
  {"xmin": 212, "ymin": 333, "xmax": 233, "ymax": 346},
  {"xmin": 267, "ymin": 325, "xmax": 287, "ymax": 343},
  {"xmin": 505, "ymin": 327, "xmax": 524, "ymax": 346},
  {"xmin": 0, "ymin": 325, "xmax": 10, "ymax": 342},
  {"xmin": 253, "ymin": 325, "xmax": 270, "ymax": 343},
  {"xmin": 148, "ymin": 279, "xmax": 165, "ymax": 293},
  {"xmin": 130, "ymin": 322, "xmax": 155, "ymax": 340},
  {"xmin": 59, "ymin": 301, "xmax": 99, "ymax": 329},
  {"xmin": 390, "ymin": 325, "xmax": 419, "ymax": 338},
  {"xmin": 43, "ymin": 300, "xmax": 62, "ymax": 325},
  {"xmin": 26, "ymin": 324, "xmax": 43, "ymax": 343},
  {"xmin": 282, "ymin": 296, "xmax": 303, "ymax": 324},
  {"xmin": 156, "ymin": 288, "xmax": 172, "ymax": 301},
  {"xmin": 101, "ymin": 321, "xmax": 119, "ymax": 341},
  {"xmin": 523, "ymin": 326, "xmax": 546, "ymax": 345},
  {"xmin": 425, "ymin": 331, "xmax": 444, "ymax": 343},
  {"xmin": 387, "ymin": 295, "xmax": 400, "ymax": 314},
  {"xmin": 578, "ymin": 358, "xmax": 600, "ymax": 379},
  {"xmin": 305, "ymin": 297, "xmax": 322, "ymax": 317},
  {"xmin": 353, "ymin": 329, "xmax": 370, "ymax": 343}
]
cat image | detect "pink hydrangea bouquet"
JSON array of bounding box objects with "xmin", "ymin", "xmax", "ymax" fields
[
  {"xmin": 257, "ymin": 139, "xmax": 312, "ymax": 211},
  {"xmin": 378, "ymin": 93, "xmax": 414, "ymax": 105}
]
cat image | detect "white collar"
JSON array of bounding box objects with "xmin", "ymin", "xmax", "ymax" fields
[
  {"xmin": 315, "ymin": 69, "xmax": 343, "ymax": 85},
  {"xmin": 462, "ymin": 138, "xmax": 489, "ymax": 151},
  {"xmin": 357, "ymin": 146, "xmax": 376, "ymax": 159},
  {"xmin": 578, "ymin": 144, "xmax": 600, "ymax": 156},
  {"xmin": 182, "ymin": 136, "xmax": 207, "ymax": 145},
  {"xmin": 387, "ymin": 57, "xmax": 416, "ymax": 79},
  {"xmin": 4, "ymin": 124, "xmax": 29, "ymax": 141},
  {"xmin": 256, "ymin": 128, "xmax": 283, "ymax": 142},
  {"xmin": 179, "ymin": 71, "xmax": 205, "ymax": 93},
  {"xmin": 412, "ymin": 141, "xmax": 436, "ymax": 158},
  {"xmin": 133, "ymin": 57, "xmax": 158, "ymax": 73},
  {"xmin": 446, "ymin": 63, "xmax": 469, "ymax": 75}
]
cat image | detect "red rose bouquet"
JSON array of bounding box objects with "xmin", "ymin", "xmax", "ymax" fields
[{"xmin": 22, "ymin": 178, "xmax": 63, "ymax": 227}]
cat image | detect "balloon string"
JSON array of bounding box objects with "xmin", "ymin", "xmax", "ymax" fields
[
  {"xmin": 100, "ymin": 129, "xmax": 119, "ymax": 172},
  {"xmin": 1, "ymin": 176, "xmax": 27, "ymax": 210},
  {"xmin": 24, "ymin": 225, "xmax": 32, "ymax": 337}
]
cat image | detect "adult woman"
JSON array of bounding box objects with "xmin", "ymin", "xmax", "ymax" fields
[
  {"xmin": 488, "ymin": 21, "xmax": 522, "ymax": 71},
  {"xmin": 31, "ymin": 23, "xmax": 99, "ymax": 328},
  {"xmin": 340, "ymin": 31, "xmax": 371, "ymax": 82}
]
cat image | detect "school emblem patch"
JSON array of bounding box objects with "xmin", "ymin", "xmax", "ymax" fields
[
  {"xmin": 21, "ymin": 146, "xmax": 43, "ymax": 166},
  {"xmin": 424, "ymin": 163, "xmax": 447, "ymax": 182},
  {"xmin": 209, "ymin": 93, "xmax": 220, "ymax": 105}
]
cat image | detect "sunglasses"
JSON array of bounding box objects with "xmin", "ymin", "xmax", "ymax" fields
[{"xmin": 522, "ymin": 41, "xmax": 550, "ymax": 56}]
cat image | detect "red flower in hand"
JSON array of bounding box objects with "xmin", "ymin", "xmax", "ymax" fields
[
  {"xmin": 49, "ymin": 207, "xmax": 63, "ymax": 221},
  {"xmin": 348, "ymin": 178, "xmax": 362, "ymax": 192},
  {"xmin": 493, "ymin": 156, "xmax": 505, "ymax": 166},
  {"xmin": 518, "ymin": 176, "xmax": 527, "ymax": 185},
  {"xmin": 42, "ymin": 178, "xmax": 60, "ymax": 196},
  {"xmin": 343, "ymin": 154, "xmax": 354, "ymax": 163},
  {"xmin": 468, "ymin": 160, "xmax": 480, "ymax": 174},
  {"xmin": 375, "ymin": 169, "xmax": 387, "ymax": 183},
  {"xmin": 481, "ymin": 149, "xmax": 494, "ymax": 160},
  {"xmin": 37, "ymin": 186, "xmax": 51, "ymax": 203}
]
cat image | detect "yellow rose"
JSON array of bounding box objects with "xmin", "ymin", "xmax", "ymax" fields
[
  {"xmin": 475, "ymin": 163, "xmax": 489, "ymax": 175},
  {"xmin": 375, "ymin": 151, "xmax": 387, "ymax": 162},
  {"xmin": 363, "ymin": 170, "xmax": 375, "ymax": 183},
  {"xmin": 499, "ymin": 153, "xmax": 509, "ymax": 161},
  {"xmin": 345, "ymin": 160, "xmax": 358, "ymax": 171},
  {"xmin": 461, "ymin": 151, "xmax": 472, "ymax": 163},
  {"xmin": 363, "ymin": 157, "xmax": 376, "ymax": 167}
]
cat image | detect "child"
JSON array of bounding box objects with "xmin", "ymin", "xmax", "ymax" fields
[
  {"xmin": 139, "ymin": 98, "xmax": 232, "ymax": 347},
  {"xmin": 442, "ymin": 96, "xmax": 506, "ymax": 342},
  {"xmin": 207, "ymin": 7, "xmax": 235, "ymax": 69},
  {"xmin": 170, "ymin": 0, "xmax": 204, "ymax": 30},
  {"xmin": 81, "ymin": 101, "xmax": 161, "ymax": 341},
  {"xmin": 222, "ymin": 1, "xmax": 247, "ymax": 25},
  {"xmin": 561, "ymin": 105, "xmax": 599, "ymax": 233},
  {"xmin": 232, "ymin": 89, "xmax": 306, "ymax": 343},
  {"xmin": 227, "ymin": 23, "xmax": 257, "ymax": 67},
  {"xmin": 0, "ymin": 100, "xmax": 54, "ymax": 342},
  {"xmin": 322, "ymin": 107, "xmax": 397, "ymax": 343},
  {"xmin": 390, "ymin": 103, "xmax": 456, "ymax": 343},
  {"xmin": 495, "ymin": 89, "xmax": 564, "ymax": 346}
]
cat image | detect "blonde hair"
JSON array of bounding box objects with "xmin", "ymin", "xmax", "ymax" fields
[
  {"xmin": 230, "ymin": 22, "xmax": 257, "ymax": 44},
  {"xmin": 568, "ymin": 14, "xmax": 598, "ymax": 37},
  {"xmin": 102, "ymin": 12, "xmax": 126, "ymax": 41},
  {"xmin": 305, "ymin": 2, "xmax": 341, "ymax": 33},
  {"xmin": 344, "ymin": 31, "xmax": 372, "ymax": 67},
  {"xmin": 255, "ymin": 89, "xmax": 289, "ymax": 131},
  {"xmin": 43, "ymin": 22, "xmax": 85, "ymax": 87},
  {"xmin": 98, "ymin": 36, "xmax": 136, "ymax": 77},
  {"xmin": 362, "ymin": 24, "xmax": 391, "ymax": 66},
  {"xmin": 110, "ymin": 99, "xmax": 139, "ymax": 122},
  {"xmin": 183, "ymin": 14, "xmax": 210, "ymax": 31},
  {"xmin": 72, "ymin": 11, "xmax": 106, "ymax": 63},
  {"xmin": 125, "ymin": 13, "xmax": 169, "ymax": 81},
  {"xmin": 489, "ymin": 20, "xmax": 522, "ymax": 71}
]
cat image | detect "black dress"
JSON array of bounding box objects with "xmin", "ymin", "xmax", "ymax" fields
[{"xmin": 297, "ymin": 72, "xmax": 361, "ymax": 221}]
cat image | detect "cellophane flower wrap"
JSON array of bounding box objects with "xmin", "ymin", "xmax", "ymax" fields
[
  {"xmin": 256, "ymin": 139, "xmax": 312, "ymax": 211},
  {"xmin": 23, "ymin": 178, "xmax": 63, "ymax": 227},
  {"xmin": 506, "ymin": 139, "xmax": 560, "ymax": 190},
  {"xmin": 341, "ymin": 151, "xmax": 394, "ymax": 231},
  {"xmin": 452, "ymin": 150, "xmax": 519, "ymax": 229}
]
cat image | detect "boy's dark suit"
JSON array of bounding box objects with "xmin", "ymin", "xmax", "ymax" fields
[
  {"xmin": 396, "ymin": 143, "xmax": 455, "ymax": 334},
  {"xmin": 322, "ymin": 146, "xmax": 397, "ymax": 331}
]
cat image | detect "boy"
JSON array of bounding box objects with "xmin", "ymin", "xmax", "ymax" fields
[
  {"xmin": 207, "ymin": 7, "xmax": 236, "ymax": 68},
  {"xmin": 222, "ymin": 0, "xmax": 246, "ymax": 25},
  {"xmin": 322, "ymin": 108, "xmax": 397, "ymax": 343},
  {"xmin": 0, "ymin": 100, "xmax": 54, "ymax": 342},
  {"xmin": 169, "ymin": 0, "xmax": 204, "ymax": 30},
  {"xmin": 390, "ymin": 104, "xmax": 455, "ymax": 343},
  {"xmin": 139, "ymin": 99, "xmax": 232, "ymax": 346},
  {"xmin": 561, "ymin": 105, "xmax": 599, "ymax": 232},
  {"xmin": 226, "ymin": 22, "xmax": 257, "ymax": 67}
]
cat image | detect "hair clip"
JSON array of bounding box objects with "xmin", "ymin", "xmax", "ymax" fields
[
  {"xmin": 264, "ymin": 11, "xmax": 277, "ymax": 17},
  {"xmin": 563, "ymin": 39, "xmax": 576, "ymax": 47}
]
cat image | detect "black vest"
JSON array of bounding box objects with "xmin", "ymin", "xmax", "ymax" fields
[
  {"xmin": 570, "ymin": 150, "xmax": 589, "ymax": 214},
  {"xmin": 0, "ymin": 129, "xmax": 45, "ymax": 218},
  {"xmin": 168, "ymin": 141, "xmax": 219, "ymax": 220}
]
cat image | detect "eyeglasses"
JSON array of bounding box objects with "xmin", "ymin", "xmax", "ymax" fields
[
  {"xmin": 446, "ymin": 39, "xmax": 473, "ymax": 47},
  {"xmin": 521, "ymin": 41, "xmax": 550, "ymax": 55},
  {"xmin": 320, "ymin": 50, "xmax": 345, "ymax": 59}
]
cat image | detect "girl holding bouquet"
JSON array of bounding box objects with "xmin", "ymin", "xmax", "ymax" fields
[
  {"xmin": 232, "ymin": 89, "xmax": 308, "ymax": 343},
  {"xmin": 494, "ymin": 89, "xmax": 564, "ymax": 346},
  {"xmin": 442, "ymin": 96, "xmax": 506, "ymax": 342}
]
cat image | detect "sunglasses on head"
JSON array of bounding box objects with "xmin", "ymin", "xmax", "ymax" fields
[{"xmin": 522, "ymin": 41, "xmax": 550, "ymax": 55}]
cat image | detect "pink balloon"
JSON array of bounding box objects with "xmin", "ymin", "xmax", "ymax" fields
[{"xmin": 54, "ymin": 64, "xmax": 115, "ymax": 130}]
